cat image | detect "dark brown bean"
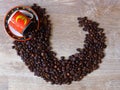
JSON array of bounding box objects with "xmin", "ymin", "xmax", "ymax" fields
[{"xmin": 12, "ymin": 4, "xmax": 107, "ymax": 85}]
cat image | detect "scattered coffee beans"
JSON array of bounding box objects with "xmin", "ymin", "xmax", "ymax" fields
[{"xmin": 12, "ymin": 4, "xmax": 107, "ymax": 85}]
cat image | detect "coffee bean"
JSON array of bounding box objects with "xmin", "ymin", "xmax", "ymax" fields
[
  {"xmin": 12, "ymin": 4, "xmax": 107, "ymax": 85},
  {"xmin": 12, "ymin": 46, "xmax": 15, "ymax": 49}
]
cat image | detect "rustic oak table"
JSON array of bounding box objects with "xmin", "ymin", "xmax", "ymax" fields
[{"xmin": 0, "ymin": 0, "xmax": 120, "ymax": 90}]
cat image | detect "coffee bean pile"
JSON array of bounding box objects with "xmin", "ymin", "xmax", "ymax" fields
[{"xmin": 12, "ymin": 4, "xmax": 107, "ymax": 85}]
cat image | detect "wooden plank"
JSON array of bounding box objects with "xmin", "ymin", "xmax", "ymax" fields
[
  {"xmin": 0, "ymin": 0, "xmax": 120, "ymax": 90},
  {"xmin": 0, "ymin": 76, "xmax": 8, "ymax": 90}
]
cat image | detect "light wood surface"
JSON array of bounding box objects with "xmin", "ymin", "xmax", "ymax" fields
[{"xmin": 0, "ymin": 0, "xmax": 120, "ymax": 90}]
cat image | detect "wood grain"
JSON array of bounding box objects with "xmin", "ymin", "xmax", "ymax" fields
[{"xmin": 0, "ymin": 0, "xmax": 120, "ymax": 90}]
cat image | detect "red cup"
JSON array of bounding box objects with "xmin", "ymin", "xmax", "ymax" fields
[{"xmin": 9, "ymin": 11, "xmax": 31, "ymax": 34}]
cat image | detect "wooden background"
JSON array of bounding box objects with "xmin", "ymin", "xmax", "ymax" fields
[{"xmin": 0, "ymin": 0, "xmax": 120, "ymax": 90}]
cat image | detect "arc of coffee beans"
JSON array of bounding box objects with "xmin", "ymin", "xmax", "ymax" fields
[{"xmin": 12, "ymin": 4, "xmax": 107, "ymax": 85}]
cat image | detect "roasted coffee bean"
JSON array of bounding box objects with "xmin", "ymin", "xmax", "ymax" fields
[
  {"xmin": 12, "ymin": 4, "xmax": 107, "ymax": 85},
  {"xmin": 12, "ymin": 46, "xmax": 15, "ymax": 49}
]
